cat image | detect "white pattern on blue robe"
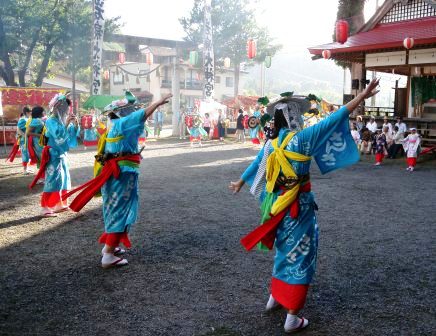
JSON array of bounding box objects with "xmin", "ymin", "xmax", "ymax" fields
[{"xmin": 241, "ymin": 106, "xmax": 359, "ymax": 285}]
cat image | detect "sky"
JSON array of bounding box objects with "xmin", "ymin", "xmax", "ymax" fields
[{"xmin": 105, "ymin": 0, "xmax": 383, "ymax": 54}]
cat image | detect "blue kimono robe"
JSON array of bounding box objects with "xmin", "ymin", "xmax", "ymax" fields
[
  {"xmin": 249, "ymin": 110, "xmax": 261, "ymax": 139},
  {"xmin": 28, "ymin": 118, "xmax": 45, "ymax": 163},
  {"xmin": 83, "ymin": 128, "xmax": 98, "ymax": 146},
  {"xmin": 17, "ymin": 117, "xmax": 30, "ymax": 164},
  {"xmin": 101, "ymin": 109, "xmax": 145, "ymax": 234},
  {"xmin": 42, "ymin": 117, "xmax": 78, "ymax": 209},
  {"xmin": 241, "ymin": 106, "xmax": 359, "ymax": 306}
]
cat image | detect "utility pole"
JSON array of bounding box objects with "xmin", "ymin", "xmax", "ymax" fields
[{"xmin": 172, "ymin": 48, "xmax": 181, "ymax": 136}]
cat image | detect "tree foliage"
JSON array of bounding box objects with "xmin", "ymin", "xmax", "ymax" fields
[
  {"xmin": 334, "ymin": 0, "xmax": 367, "ymax": 69},
  {"xmin": 0, "ymin": 0, "xmax": 120, "ymax": 87},
  {"xmin": 179, "ymin": 0, "xmax": 281, "ymax": 97}
]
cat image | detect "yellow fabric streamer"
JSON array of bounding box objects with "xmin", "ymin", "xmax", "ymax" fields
[
  {"xmin": 93, "ymin": 133, "xmax": 124, "ymax": 177},
  {"xmin": 265, "ymin": 132, "xmax": 311, "ymax": 216}
]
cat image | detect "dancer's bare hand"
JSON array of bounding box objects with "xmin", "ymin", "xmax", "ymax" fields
[
  {"xmin": 229, "ymin": 179, "xmax": 244, "ymax": 194},
  {"xmin": 159, "ymin": 93, "xmax": 173, "ymax": 106},
  {"xmin": 361, "ymin": 78, "xmax": 380, "ymax": 100}
]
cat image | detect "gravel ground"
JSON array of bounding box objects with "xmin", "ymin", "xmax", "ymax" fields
[{"xmin": 0, "ymin": 138, "xmax": 435, "ymax": 336}]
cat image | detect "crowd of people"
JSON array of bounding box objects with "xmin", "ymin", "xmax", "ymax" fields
[{"xmin": 351, "ymin": 115, "xmax": 422, "ymax": 171}]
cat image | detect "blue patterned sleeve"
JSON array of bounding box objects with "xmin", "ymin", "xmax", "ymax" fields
[
  {"xmin": 297, "ymin": 106, "xmax": 350, "ymax": 156},
  {"xmin": 120, "ymin": 109, "xmax": 146, "ymax": 135},
  {"xmin": 67, "ymin": 124, "xmax": 79, "ymax": 148},
  {"xmin": 241, "ymin": 146, "xmax": 265, "ymax": 186}
]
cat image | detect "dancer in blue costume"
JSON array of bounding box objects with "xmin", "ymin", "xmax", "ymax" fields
[
  {"xmin": 96, "ymin": 92, "xmax": 172, "ymax": 268},
  {"xmin": 230, "ymin": 79, "xmax": 380, "ymax": 333},
  {"xmin": 17, "ymin": 107, "xmax": 32, "ymax": 173},
  {"xmin": 30, "ymin": 94, "xmax": 79, "ymax": 216},
  {"xmin": 27, "ymin": 106, "xmax": 45, "ymax": 165},
  {"xmin": 249, "ymin": 106, "xmax": 262, "ymax": 144},
  {"xmin": 64, "ymin": 91, "xmax": 173, "ymax": 268}
]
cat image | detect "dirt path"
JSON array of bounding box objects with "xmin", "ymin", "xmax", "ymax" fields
[{"xmin": 1, "ymin": 138, "xmax": 435, "ymax": 336}]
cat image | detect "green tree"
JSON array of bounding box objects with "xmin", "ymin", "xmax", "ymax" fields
[
  {"xmin": 180, "ymin": 0, "xmax": 281, "ymax": 97},
  {"xmin": 0, "ymin": 0, "xmax": 119, "ymax": 87}
]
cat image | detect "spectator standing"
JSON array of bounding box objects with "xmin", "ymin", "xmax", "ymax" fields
[
  {"xmin": 153, "ymin": 107, "xmax": 164, "ymax": 138},
  {"xmin": 382, "ymin": 117, "xmax": 393, "ymax": 135},
  {"xmin": 179, "ymin": 107, "xmax": 187, "ymax": 139},
  {"xmin": 203, "ymin": 113, "xmax": 211, "ymax": 139},
  {"xmin": 236, "ymin": 109, "xmax": 246, "ymax": 143},
  {"xmin": 217, "ymin": 109, "xmax": 225, "ymax": 142},
  {"xmin": 387, "ymin": 126, "xmax": 404, "ymax": 158}
]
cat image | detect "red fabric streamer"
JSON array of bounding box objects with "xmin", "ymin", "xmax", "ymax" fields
[
  {"xmin": 252, "ymin": 138, "xmax": 260, "ymax": 145},
  {"xmin": 63, "ymin": 154, "xmax": 141, "ymax": 212},
  {"xmin": 27, "ymin": 136, "xmax": 38, "ymax": 165},
  {"xmin": 240, "ymin": 183, "xmax": 312, "ymax": 251},
  {"xmin": 6, "ymin": 142, "xmax": 20, "ymax": 162},
  {"xmin": 29, "ymin": 146, "xmax": 51, "ymax": 189},
  {"xmin": 98, "ymin": 232, "xmax": 132, "ymax": 248},
  {"xmin": 271, "ymin": 278, "xmax": 309, "ymax": 311}
]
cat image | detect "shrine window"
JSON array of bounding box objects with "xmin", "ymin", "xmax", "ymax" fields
[{"xmin": 381, "ymin": 0, "xmax": 436, "ymax": 23}]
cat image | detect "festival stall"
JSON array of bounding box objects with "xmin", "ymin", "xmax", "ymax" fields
[{"xmin": 0, "ymin": 87, "xmax": 64, "ymax": 145}]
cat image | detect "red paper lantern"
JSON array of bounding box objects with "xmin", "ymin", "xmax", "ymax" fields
[
  {"xmin": 103, "ymin": 70, "xmax": 109, "ymax": 80},
  {"xmin": 118, "ymin": 52, "xmax": 126, "ymax": 64},
  {"xmin": 322, "ymin": 50, "xmax": 331, "ymax": 59},
  {"xmin": 335, "ymin": 20, "xmax": 349, "ymax": 44},
  {"xmin": 145, "ymin": 52, "xmax": 153, "ymax": 65},
  {"xmin": 403, "ymin": 37, "xmax": 414, "ymax": 49},
  {"xmin": 247, "ymin": 39, "xmax": 256, "ymax": 59}
]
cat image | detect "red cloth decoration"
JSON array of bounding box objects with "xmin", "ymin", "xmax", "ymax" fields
[
  {"xmin": 6, "ymin": 141, "xmax": 20, "ymax": 162},
  {"xmin": 83, "ymin": 140, "xmax": 98, "ymax": 146},
  {"xmin": 29, "ymin": 146, "xmax": 51, "ymax": 189},
  {"xmin": 99, "ymin": 232, "xmax": 132, "ymax": 248},
  {"xmin": 375, "ymin": 153, "xmax": 384, "ymax": 163},
  {"xmin": 63, "ymin": 154, "xmax": 141, "ymax": 212},
  {"xmin": 27, "ymin": 136, "xmax": 38, "ymax": 165},
  {"xmin": 407, "ymin": 157, "xmax": 417, "ymax": 167},
  {"xmin": 271, "ymin": 278, "xmax": 309, "ymax": 311},
  {"xmin": 251, "ymin": 138, "xmax": 260, "ymax": 145},
  {"xmin": 240, "ymin": 183, "xmax": 312, "ymax": 251},
  {"xmin": 41, "ymin": 190, "xmax": 68, "ymax": 208}
]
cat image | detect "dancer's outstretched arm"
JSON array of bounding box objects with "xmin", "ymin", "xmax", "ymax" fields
[{"xmin": 144, "ymin": 93, "xmax": 173, "ymax": 121}]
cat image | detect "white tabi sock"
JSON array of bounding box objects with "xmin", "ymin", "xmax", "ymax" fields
[
  {"xmin": 101, "ymin": 253, "xmax": 119, "ymax": 265},
  {"xmin": 284, "ymin": 314, "xmax": 309, "ymax": 332}
]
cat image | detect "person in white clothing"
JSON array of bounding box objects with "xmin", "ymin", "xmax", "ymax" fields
[
  {"xmin": 366, "ymin": 116, "xmax": 378, "ymax": 133},
  {"xmin": 387, "ymin": 125, "xmax": 404, "ymax": 158},
  {"xmin": 382, "ymin": 117, "xmax": 393, "ymax": 135},
  {"xmin": 351, "ymin": 123, "xmax": 360, "ymax": 146},
  {"xmin": 394, "ymin": 116, "xmax": 407, "ymax": 135},
  {"xmin": 383, "ymin": 125, "xmax": 393, "ymax": 148},
  {"xmin": 402, "ymin": 128, "xmax": 421, "ymax": 171}
]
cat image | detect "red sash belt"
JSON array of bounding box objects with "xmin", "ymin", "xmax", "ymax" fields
[
  {"xmin": 27, "ymin": 136, "xmax": 38, "ymax": 165},
  {"xmin": 6, "ymin": 141, "xmax": 20, "ymax": 162},
  {"xmin": 63, "ymin": 154, "xmax": 141, "ymax": 212},
  {"xmin": 240, "ymin": 182, "xmax": 311, "ymax": 251},
  {"xmin": 29, "ymin": 146, "xmax": 51, "ymax": 189}
]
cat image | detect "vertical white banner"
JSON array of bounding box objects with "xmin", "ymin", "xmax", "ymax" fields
[
  {"xmin": 203, "ymin": 0, "xmax": 214, "ymax": 99},
  {"xmin": 92, "ymin": 0, "xmax": 105, "ymax": 95}
]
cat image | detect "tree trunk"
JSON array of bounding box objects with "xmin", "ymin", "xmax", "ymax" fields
[
  {"xmin": 233, "ymin": 61, "xmax": 240, "ymax": 98},
  {"xmin": 0, "ymin": 17, "xmax": 17, "ymax": 86},
  {"xmin": 18, "ymin": 28, "xmax": 41, "ymax": 87},
  {"xmin": 35, "ymin": 43, "xmax": 55, "ymax": 86}
]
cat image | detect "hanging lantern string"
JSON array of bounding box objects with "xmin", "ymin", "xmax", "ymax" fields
[{"xmin": 114, "ymin": 64, "xmax": 162, "ymax": 77}]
